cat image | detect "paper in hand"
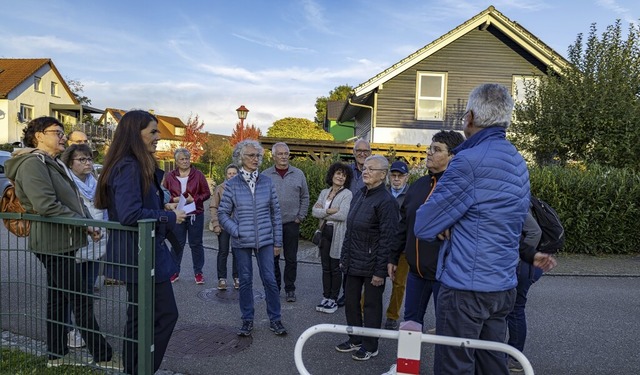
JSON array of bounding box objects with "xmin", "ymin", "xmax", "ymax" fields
[{"xmin": 177, "ymin": 194, "xmax": 196, "ymax": 214}]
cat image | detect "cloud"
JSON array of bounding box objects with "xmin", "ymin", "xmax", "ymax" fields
[
  {"xmin": 596, "ymin": 0, "xmax": 638, "ymax": 25},
  {"xmin": 231, "ymin": 33, "xmax": 315, "ymax": 53},
  {"xmin": 0, "ymin": 35, "xmax": 85, "ymax": 55},
  {"xmin": 300, "ymin": 0, "xmax": 333, "ymax": 34}
]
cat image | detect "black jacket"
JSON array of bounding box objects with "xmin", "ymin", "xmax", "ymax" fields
[
  {"xmin": 389, "ymin": 172, "xmax": 444, "ymax": 280},
  {"xmin": 341, "ymin": 183, "xmax": 399, "ymax": 278}
]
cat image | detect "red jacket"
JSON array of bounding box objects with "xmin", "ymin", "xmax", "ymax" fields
[{"xmin": 163, "ymin": 167, "xmax": 211, "ymax": 215}]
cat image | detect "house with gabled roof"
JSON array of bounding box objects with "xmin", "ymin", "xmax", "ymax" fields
[
  {"xmin": 323, "ymin": 100, "xmax": 355, "ymax": 141},
  {"xmin": 101, "ymin": 108, "xmax": 186, "ymax": 156},
  {"xmin": 338, "ymin": 5, "xmax": 571, "ymax": 146},
  {"xmin": 0, "ymin": 58, "xmax": 103, "ymax": 144}
]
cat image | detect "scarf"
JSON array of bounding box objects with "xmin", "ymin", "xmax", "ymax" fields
[
  {"xmin": 72, "ymin": 172, "xmax": 97, "ymax": 201},
  {"xmin": 240, "ymin": 168, "xmax": 259, "ymax": 195}
]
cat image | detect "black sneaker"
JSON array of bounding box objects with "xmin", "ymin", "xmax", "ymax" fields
[
  {"xmin": 269, "ymin": 320, "xmax": 287, "ymax": 335},
  {"xmin": 384, "ymin": 319, "xmax": 398, "ymax": 330},
  {"xmin": 286, "ymin": 291, "xmax": 296, "ymax": 302},
  {"xmin": 336, "ymin": 294, "xmax": 345, "ymax": 307},
  {"xmin": 335, "ymin": 341, "xmax": 362, "ymax": 353},
  {"xmin": 237, "ymin": 320, "xmax": 253, "ymax": 336},
  {"xmin": 316, "ymin": 298, "xmax": 329, "ymax": 312},
  {"xmin": 352, "ymin": 347, "xmax": 379, "ymax": 361}
]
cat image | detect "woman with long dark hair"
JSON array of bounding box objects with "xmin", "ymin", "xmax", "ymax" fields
[{"xmin": 95, "ymin": 110, "xmax": 186, "ymax": 374}]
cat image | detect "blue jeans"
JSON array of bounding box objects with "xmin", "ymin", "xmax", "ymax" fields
[
  {"xmin": 435, "ymin": 285, "xmax": 516, "ymax": 375},
  {"xmin": 506, "ymin": 262, "xmax": 543, "ymax": 352},
  {"xmin": 403, "ymin": 271, "xmax": 440, "ymax": 327},
  {"xmin": 216, "ymin": 231, "xmax": 237, "ymax": 279},
  {"xmin": 234, "ymin": 245, "xmax": 281, "ymax": 322},
  {"xmin": 171, "ymin": 213, "xmax": 205, "ymax": 274}
]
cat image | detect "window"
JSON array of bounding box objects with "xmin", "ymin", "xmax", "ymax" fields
[
  {"xmin": 175, "ymin": 128, "xmax": 185, "ymax": 136},
  {"xmin": 34, "ymin": 77, "xmax": 42, "ymax": 92},
  {"xmin": 512, "ymin": 75, "xmax": 539, "ymax": 105},
  {"xmin": 51, "ymin": 81, "xmax": 59, "ymax": 96},
  {"xmin": 416, "ymin": 72, "xmax": 446, "ymax": 121},
  {"xmin": 20, "ymin": 104, "xmax": 34, "ymax": 122}
]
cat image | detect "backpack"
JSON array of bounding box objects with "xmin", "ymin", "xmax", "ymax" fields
[
  {"xmin": 530, "ymin": 196, "xmax": 565, "ymax": 254},
  {"xmin": 1, "ymin": 182, "xmax": 30, "ymax": 237}
]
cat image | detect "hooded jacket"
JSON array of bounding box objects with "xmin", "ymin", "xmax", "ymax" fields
[
  {"xmin": 5, "ymin": 148, "xmax": 89, "ymax": 254},
  {"xmin": 163, "ymin": 166, "xmax": 211, "ymax": 215}
]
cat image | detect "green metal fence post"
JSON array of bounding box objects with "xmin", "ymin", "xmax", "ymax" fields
[{"xmin": 137, "ymin": 219, "xmax": 155, "ymax": 374}]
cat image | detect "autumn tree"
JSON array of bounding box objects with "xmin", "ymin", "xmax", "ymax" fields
[
  {"xmin": 229, "ymin": 121, "xmax": 262, "ymax": 146},
  {"xmin": 267, "ymin": 117, "xmax": 334, "ymax": 140},
  {"xmin": 179, "ymin": 114, "xmax": 208, "ymax": 161},
  {"xmin": 512, "ymin": 20, "xmax": 640, "ymax": 169},
  {"xmin": 314, "ymin": 84, "xmax": 353, "ymax": 126}
]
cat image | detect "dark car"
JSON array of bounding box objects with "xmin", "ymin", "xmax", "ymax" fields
[{"xmin": 0, "ymin": 150, "xmax": 12, "ymax": 195}]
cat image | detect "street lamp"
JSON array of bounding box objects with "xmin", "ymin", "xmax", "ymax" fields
[{"xmin": 236, "ymin": 105, "xmax": 249, "ymax": 128}]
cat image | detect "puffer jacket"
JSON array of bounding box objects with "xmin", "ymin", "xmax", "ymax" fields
[
  {"xmin": 340, "ymin": 183, "xmax": 399, "ymax": 279},
  {"xmin": 163, "ymin": 166, "xmax": 211, "ymax": 215},
  {"xmin": 5, "ymin": 148, "xmax": 89, "ymax": 254},
  {"xmin": 103, "ymin": 156, "xmax": 178, "ymax": 283},
  {"xmin": 389, "ymin": 172, "xmax": 444, "ymax": 280},
  {"xmin": 218, "ymin": 173, "xmax": 283, "ymax": 249},
  {"xmin": 414, "ymin": 126, "xmax": 530, "ymax": 292}
]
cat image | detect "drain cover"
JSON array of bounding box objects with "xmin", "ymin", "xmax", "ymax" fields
[
  {"xmin": 165, "ymin": 324, "xmax": 252, "ymax": 357},
  {"xmin": 197, "ymin": 288, "xmax": 264, "ymax": 304}
]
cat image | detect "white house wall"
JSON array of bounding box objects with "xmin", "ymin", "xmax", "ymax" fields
[
  {"xmin": 373, "ymin": 127, "xmax": 463, "ymax": 147},
  {"xmin": 1, "ymin": 64, "xmax": 76, "ymax": 144}
]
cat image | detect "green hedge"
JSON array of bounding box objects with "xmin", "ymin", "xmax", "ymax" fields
[{"xmin": 529, "ymin": 164, "xmax": 640, "ymax": 255}]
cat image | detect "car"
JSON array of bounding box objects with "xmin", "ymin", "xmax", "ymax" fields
[{"xmin": 0, "ymin": 150, "xmax": 12, "ymax": 196}]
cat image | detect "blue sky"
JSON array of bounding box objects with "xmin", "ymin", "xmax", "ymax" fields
[{"xmin": 1, "ymin": 0, "xmax": 638, "ymax": 135}]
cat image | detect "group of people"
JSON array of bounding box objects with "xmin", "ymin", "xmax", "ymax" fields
[{"xmin": 5, "ymin": 82, "xmax": 559, "ymax": 375}]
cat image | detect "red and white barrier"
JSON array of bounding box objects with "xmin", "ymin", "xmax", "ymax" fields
[{"xmin": 395, "ymin": 321, "xmax": 423, "ymax": 375}]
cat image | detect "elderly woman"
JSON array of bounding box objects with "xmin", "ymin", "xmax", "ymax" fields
[
  {"xmin": 95, "ymin": 110, "xmax": 186, "ymax": 374},
  {"xmin": 336, "ymin": 154, "xmax": 399, "ymax": 361},
  {"xmin": 209, "ymin": 163, "xmax": 240, "ymax": 290},
  {"xmin": 5, "ymin": 117, "xmax": 115, "ymax": 369},
  {"xmin": 312, "ymin": 162, "xmax": 353, "ymax": 314},
  {"xmin": 163, "ymin": 148, "xmax": 211, "ymax": 284},
  {"xmin": 60, "ymin": 143, "xmax": 107, "ymax": 348},
  {"xmin": 218, "ymin": 140, "xmax": 286, "ymax": 337}
]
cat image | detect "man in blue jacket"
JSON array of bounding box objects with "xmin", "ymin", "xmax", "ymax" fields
[{"xmin": 414, "ymin": 83, "xmax": 530, "ymax": 375}]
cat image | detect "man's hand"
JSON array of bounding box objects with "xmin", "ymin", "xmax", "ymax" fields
[
  {"xmin": 533, "ymin": 252, "xmax": 558, "ymax": 272},
  {"xmin": 212, "ymin": 224, "xmax": 222, "ymax": 234},
  {"xmin": 387, "ymin": 263, "xmax": 397, "ymax": 281},
  {"xmin": 371, "ymin": 275, "xmax": 384, "ymax": 287}
]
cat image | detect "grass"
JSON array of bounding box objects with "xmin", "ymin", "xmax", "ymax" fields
[{"xmin": 0, "ymin": 348, "xmax": 105, "ymax": 374}]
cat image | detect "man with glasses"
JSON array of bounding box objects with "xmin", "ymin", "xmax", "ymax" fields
[
  {"xmin": 264, "ymin": 142, "xmax": 309, "ymax": 302},
  {"xmin": 383, "ymin": 161, "xmax": 410, "ymax": 330},
  {"xmin": 349, "ymin": 139, "xmax": 371, "ymax": 194},
  {"xmin": 67, "ymin": 131, "xmax": 89, "ymax": 146},
  {"xmin": 414, "ymin": 84, "xmax": 530, "ymax": 375}
]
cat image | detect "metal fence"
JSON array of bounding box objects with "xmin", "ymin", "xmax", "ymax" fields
[{"xmin": 0, "ymin": 213, "xmax": 155, "ymax": 374}]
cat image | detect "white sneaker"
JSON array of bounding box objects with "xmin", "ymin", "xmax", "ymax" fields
[
  {"xmin": 381, "ymin": 363, "xmax": 397, "ymax": 375},
  {"xmin": 67, "ymin": 329, "xmax": 86, "ymax": 348},
  {"xmin": 315, "ymin": 298, "xmax": 329, "ymax": 312}
]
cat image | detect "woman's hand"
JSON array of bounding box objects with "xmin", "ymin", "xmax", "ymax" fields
[
  {"xmin": 87, "ymin": 226, "xmax": 103, "ymax": 242},
  {"xmin": 274, "ymin": 246, "xmax": 282, "ymax": 256},
  {"xmin": 371, "ymin": 275, "xmax": 384, "ymax": 287},
  {"xmin": 326, "ymin": 207, "xmax": 338, "ymax": 215},
  {"xmin": 314, "ymin": 202, "xmax": 323, "ymax": 208},
  {"xmin": 185, "ymin": 193, "xmax": 194, "ymax": 204},
  {"xmin": 165, "ymin": 203, "xmax": 178, "ymax": 211},
  {"xmin": 174, "ymin": 209, "xmax": 187, "ymax": 224},
  {"xmin": 213, "ymin": 224, "xmax": 222, "ymax": 234}
]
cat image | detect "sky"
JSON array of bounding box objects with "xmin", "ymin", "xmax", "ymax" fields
[{"xmin": 1, "ymin": 0, "xmax": 638, "ymax": 136}]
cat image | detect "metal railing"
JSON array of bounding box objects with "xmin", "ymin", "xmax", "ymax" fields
[
  {"xmin": 294, "ymin": 323, "xmax": 534, "ymax": 375},
  {"xmin": 0, "ymin": 213, "xmax": 155, "ymax": 374}
]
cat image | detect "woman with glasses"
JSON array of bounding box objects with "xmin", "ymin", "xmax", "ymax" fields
[
  {"xmin": 95, "ymin": 110, "xmax": 186, "ymax": 374},
  {"xmin": 218, "ymin": 140, "xmax": 287, "ymax": 337},
  {"xmin": 335, "ymin": 154, "xmax": 399, "ymax": 361},
  {"xmin": 5, "ymin": 117, "xmax": 116, "ymax": 369}
]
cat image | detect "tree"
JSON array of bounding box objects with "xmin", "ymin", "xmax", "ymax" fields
[
  {"xmin": 267, "ymin": 117, "xmax": 334, "ymax": 140},
  {"xmin": 179, "ymin": 114, "xmax": 208, "ymax": 161},
  {"xmin": 512, "ymin": 20, "xmax": 640, "ymax": 169},
  {"xmin": 314, "ymin": 84, "xmax": 353, "ymax": 125},
  {"xmin": 229, "ymin": 122, "xmax": 262, "ymax": 146},
  {"xmin": 66, "ymin": 78, "xmax": 92, "ymax": 105}
]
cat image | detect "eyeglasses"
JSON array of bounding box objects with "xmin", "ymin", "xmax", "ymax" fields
[
  {"xmin": 427, "ymin": 146, "xmax": 449, "ymax": 155},
  {"xmin": 355, "ymin": 149, "xmax": 371, "ymax": 155},
  {"xmin": 43, "ymin": 130, "xmax": 66, "ymax": 139},
  {"xmin": 362, "ymin": 166, "xmax": 386, "ymax": 172},
  {"xmin": 73, "ymin": 157, "xmax": 93, "ymax": 164},
  {"xmin": 459, "ymin": 110, "xmax": 470, "ymax": 124},
  {"xmin": 244, "ymin": 153, "xmax": 263, "ymax": 159}
]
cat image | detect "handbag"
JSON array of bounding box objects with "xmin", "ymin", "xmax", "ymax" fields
[{"xmin": 312, "ymin": 218, "xmax": 325, "ymax": 246}]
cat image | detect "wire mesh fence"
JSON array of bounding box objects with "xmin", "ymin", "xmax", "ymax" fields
[{"xmin": 0, "ymin": 213, "xmax": 155, "ymax": 374}]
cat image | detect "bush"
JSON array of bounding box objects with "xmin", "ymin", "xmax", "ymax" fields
[{"xmin": 529, "ymin": 165, "xmax": 640, "ymax": 255}]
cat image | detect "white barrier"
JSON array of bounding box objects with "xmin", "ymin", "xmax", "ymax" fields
[{"xmin": 294, "ymin": 323, "xmax": 534, "ymax": 375}]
